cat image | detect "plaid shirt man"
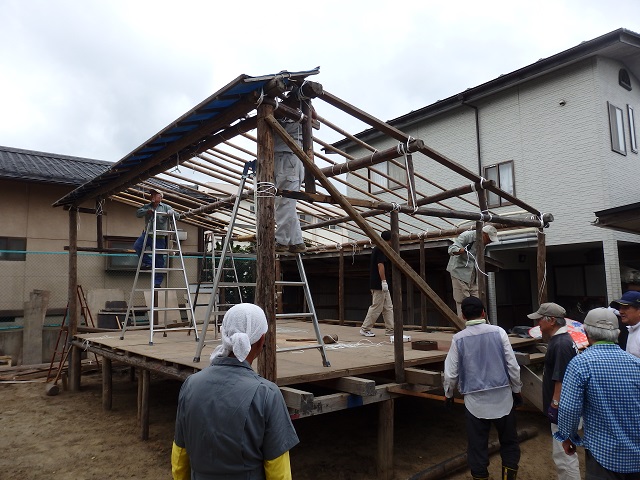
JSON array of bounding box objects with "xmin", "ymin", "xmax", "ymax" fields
[{"xmin": 554, "ymin": 343, "xmax": 640, "ymax": 474}]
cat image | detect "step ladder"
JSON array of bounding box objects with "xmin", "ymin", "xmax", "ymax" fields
[
  {"xmin": 46, "ymin": 285, "xmax": 100, "ymax": 384},
  {"xmin": 274, "ymin": 253, "xmax": 331, "ymax": 367},
  {"xmin": 120, "ymin": 210, "xmax": 199, "ymax": 345},
  {"xmin": 192, "ymin": 161, "xmax": 330, "ymax": 367},
  {"xmin": 192, "ymin": 232, "xmax": 249, "ymax": 331}
]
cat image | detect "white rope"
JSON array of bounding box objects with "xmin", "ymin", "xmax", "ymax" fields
[
  {"xmin": 481, "ymin": 210, "xmax": 493, "ymax": 222},
  {"xmin": 95, "ymin": 199, "xmax": 105, "ymax": 216},
  {"xmin": 255, "ymin": 88, "xmax": 265, "ymax": 107},
  {"xmin": 256, "ymin": 182, "xmax": 277, "ymax": 198},
  {"xmin": 463, "ymin": 243, "xmax": 489, "ymax": 278}
]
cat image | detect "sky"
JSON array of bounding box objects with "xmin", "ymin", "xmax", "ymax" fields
[{"xmin": 2, "ymin": 0, "xmax": 640, "ymax": 171}]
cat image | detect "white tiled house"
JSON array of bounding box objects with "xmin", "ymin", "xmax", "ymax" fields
[{"xmin": 342, "ymin": 28, "xmax": 640, "ymax": 327}]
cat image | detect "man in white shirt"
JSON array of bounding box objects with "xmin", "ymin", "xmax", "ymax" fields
[
  {"xmin": 444, "ymin": 296, "xmax": 523, "ymax": 480},
  {"xmin": 609, "ymin": 290, "xmax": 640, "ymax": 358}
]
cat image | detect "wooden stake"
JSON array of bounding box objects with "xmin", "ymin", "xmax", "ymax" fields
[
  {"xmin": 256, "ymin": 103, "xmax": 277, "ymax": 382},
  {"xmin": 537, "ymin": 229, "xmax": 547, "ymax": 304}
]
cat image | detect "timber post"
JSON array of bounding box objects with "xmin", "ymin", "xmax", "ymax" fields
[
  {"xmin": 300, "ymin": 97, "xmax": 316, "ymax": 194},
  {"xmin": 420, "ymin": 238, "xmax": 427, "ymax": 331},
  {"xmin": 391, "ymin": 211, "xmax": 405, "ymax": 383},
  {"xmin": 537, "ymin": 229, "xmax": 547, "ymax": 304},
  {"xmin": 475, "ymin": 186, "xmax": 489, "ymax": 307},
  {"xmin": 68, "ymin": 206, "xmax": 81, "ymax": 391},
  {"xmin": 339, "ymin": 249, "xmax": 345, "ymax": 324},
  {"xmin": 255, "ymin": 102, "xmax": 277, "ymax": 382},
  {"xmin": 377, "ymin": 399, "xmax": 394, "ymax": 480}
]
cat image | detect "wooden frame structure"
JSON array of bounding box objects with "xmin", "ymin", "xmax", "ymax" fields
[{"xmin": 53, "ymin": 69, "xmax": 552, "ymax": 477}]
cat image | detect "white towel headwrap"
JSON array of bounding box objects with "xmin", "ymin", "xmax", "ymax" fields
[{"xmin": 210, "ymin": 303, "xmax": 268, "ymax": 363}]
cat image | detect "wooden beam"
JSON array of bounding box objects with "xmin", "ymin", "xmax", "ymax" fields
[
  {"xmin": 476, "ymin": 189, "xmax": 489, "ymax": 307},
  {"xmin": 301, "ymin": 98, "xmax": 316, "ymax": 194},
  {"xmin": 289, "ymin": 383, "xmax": 403, "ymax": 419},
  {"xmin": 314, "ymin": 376, "xmax": 376, "ymax": 396},
  {"xmin": 68, "ymin": 207, "xmax": 81, "ymax": 391},
  {"xmin": 256, "ymin": 103, "xmax": 277, "ymax": 382},
  {"xmin": 319, "ymin": 139, "xmax": 424, "ymax": 178},
  {"xmin": 403, "ymin": 368, "xmax": 443, "ymax": 387},
  {"xmin": 265, "ymin": 114, "xmax": 464, "ymax": 330},
  {"xmin": 280, "ymin": 386, "xmax": 315, "ymax": 414}
]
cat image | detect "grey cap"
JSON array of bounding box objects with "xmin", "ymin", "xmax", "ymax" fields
[
  {"xmin": 583, "ymin": 307, "xmax": 618, "ymax": 330},
  {"xmin": 527, "ymin": 302, "xmax": 566, "ymax": 320},
  {"xmin": 482, "ymin": 225, "xmax": 498, "ymax": 242}
]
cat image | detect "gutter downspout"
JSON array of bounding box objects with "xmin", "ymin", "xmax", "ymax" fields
[{"xmin": 461, "ymin": 99, "xmax": 482, "ymax": 176}]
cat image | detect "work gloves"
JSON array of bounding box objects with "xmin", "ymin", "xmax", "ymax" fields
[{"xmin": 381, "ymin": 280, "xmax": 389, "ymax": 292}]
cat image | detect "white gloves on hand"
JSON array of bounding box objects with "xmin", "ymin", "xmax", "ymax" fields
[{"xmin": 381, "ymin": 280, "xmax": 389, "ymax": 292}]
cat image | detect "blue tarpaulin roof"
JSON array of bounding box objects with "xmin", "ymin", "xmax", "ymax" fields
[{"xmin": 54, "ymin": 68, "xmax": 319, "ymax": 207}]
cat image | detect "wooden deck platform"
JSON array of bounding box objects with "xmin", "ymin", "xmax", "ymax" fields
[
  {"xmin": 73, "ymin": 320, "xmax": 538, "ymax": 386},
  {"xmin": 71, "ymin": 320, "xmax": 540, "ymax": 439}
]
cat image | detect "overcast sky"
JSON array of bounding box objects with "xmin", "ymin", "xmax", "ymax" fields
[{"xmin": 2, "ymin": 0, "xmax": 639, "ymax": 167}]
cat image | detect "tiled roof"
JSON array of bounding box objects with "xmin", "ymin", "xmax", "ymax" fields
[{"xmin": 0, "ymin": 145, "xmax": 111, "ymax": 186}]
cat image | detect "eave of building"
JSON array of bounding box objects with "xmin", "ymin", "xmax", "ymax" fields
[{"xmin": 335, "ymin": 28, "xmax": 640, "ymax": 149}]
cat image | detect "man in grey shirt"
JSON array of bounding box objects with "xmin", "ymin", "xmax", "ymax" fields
[{"xmin": 172, "ymin": 304, "xmax": 299, "ymax": 480}]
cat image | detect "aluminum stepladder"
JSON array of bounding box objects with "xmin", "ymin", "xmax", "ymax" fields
[
  {"xmin": 193, "ymin": 161, "xmax": 330, "ymax": 367},
  {"xmin": 275, "ymin": 253, "xmax": 330, "ymax": 367},
  {"xmin": 46, "ymin": 284, "xmax": 100, "ymax": 384},
  {"xmin": 120, "ymin": 210, "xmax": 199, "ymax": 345},
  {"xmin": 192, "ymin": 231, "xmax": 247, "ymax": 330},
  {"xmin": 193, "ymin": 161, "xmax": 256, "ymax": 362}
]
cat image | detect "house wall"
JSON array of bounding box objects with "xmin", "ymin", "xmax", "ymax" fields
[
  {"xmin": 345, "ymin": 54, "xmax": 640, "ymax": 325},
  {"xmin": 0, "ymin": 179, "xmax": 201, "ymax": 363}
]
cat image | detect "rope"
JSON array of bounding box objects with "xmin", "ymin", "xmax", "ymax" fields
[
  {"xmin": 95, "ymin": 199, "xmax": 104, "ymax": 216},
  {"xmin": 463, "ymin": 243, "xmax": 489, "ymax": 278},
  {"xmin": 296, "ymin": 81, "xmax": 310, "ymax": 101},
  {"xmin": 481, "ymin": 210, "xmax": 493, "ymax": 223},
  {"xmin": 255, "ymin": 88, "xmax": 265, "ymax": 107},
  {"xmin": 256, "ymin": 182, "xmax": 277, "ymax": 198}
]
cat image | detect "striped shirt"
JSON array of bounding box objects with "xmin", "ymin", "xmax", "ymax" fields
[{"xmin": 554, "ymin": 343, "xmax": 640, "ymax": 473}]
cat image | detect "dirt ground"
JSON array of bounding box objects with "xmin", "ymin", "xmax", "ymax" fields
[{"xmin": 1, "ymin": 371, "xmax": 584, "ymax": 480}]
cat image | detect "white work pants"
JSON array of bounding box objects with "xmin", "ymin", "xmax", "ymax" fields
[
  {"xmin": 361, "ymin": 289, "xmax": 394, "ymax": 333},
  {"xmin": 550, "ymin": 423, "xmax": 581, "ymax": 480},
  {"xmin": 274, "ymin": 151, "xmax": 304, "ymax": 246}
]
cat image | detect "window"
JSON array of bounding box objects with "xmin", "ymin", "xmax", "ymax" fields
[
  {"xmin": 629, "ymin": 105, "xmax": 638, "ymax": 153},
  {"xmin": 483, "ymin": 161, "xmax": 515, "ymax": 208},
  {"xmin": 298, "ymin": 213, "xmax": 314, "ymax": 224},
  {"xmin": 369, "ymin": 161, "xmax": 407, "ymax": 194},
  {"xmin": 319, "ymin": 216, "xmax": 339, "ymax": 230},
  {"xmin": 0, "ymin": 237, "xmax": 26, "ymax": 261},
  {"xmin": 619, "ymin": 69, "xmax": 632, "ymax": 91},
  {"xmin": 104, "ymin": 236, "xmax": 138, "ymax": 271},
  {"xmin": 608, "ymin": 102, "xmax": 627, "ymax": 155}
]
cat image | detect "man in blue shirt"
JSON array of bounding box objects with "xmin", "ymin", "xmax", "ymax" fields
[{"xmin": 555, "ymin": 307, "xmax": 640, "ymax": 479}]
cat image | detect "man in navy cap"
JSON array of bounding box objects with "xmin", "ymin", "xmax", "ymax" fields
[{"xmin": 610, "ymin": 291, "xmax": 640, "ymax": 358}]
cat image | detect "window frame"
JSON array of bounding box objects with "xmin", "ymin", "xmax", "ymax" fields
[
  {"xmin": 628, "ymin": 104, "xmax": 638, "ymax": 154},
  {"xmin": 104, "ymin": 235, "xmax": 139, "ymax": 271},
  {"xmin": 0, "ymin": 237, "xmax": 26, "ymax": 261},
  {"xmin": 483, "ymin": 160, "xmax": 515, "ymax": 208},
  {"xmin": 608, "ymin": 102, "xmax": 627, "ymax": 155}
]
